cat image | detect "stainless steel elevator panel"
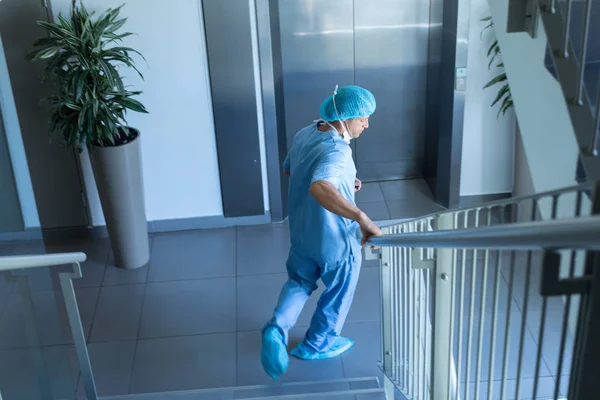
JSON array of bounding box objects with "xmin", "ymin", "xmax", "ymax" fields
[
  {"xmin": 278, "ymin": 0, "xmax": 354, "ymax": 150},
  {"xmin": 354, "ymin": 0, "xmax": 430, "ymax": 181}
]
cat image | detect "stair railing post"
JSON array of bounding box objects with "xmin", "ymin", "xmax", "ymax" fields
[
  {"xmin": 380, "ymin": 225, "xmax": 395, "ymax": 394},
  {"xmin": 432, "ymin": 213, "xmax": 457, "ymax": 400}
]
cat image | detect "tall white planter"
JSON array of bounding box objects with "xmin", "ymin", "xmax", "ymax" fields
[{"xmin": 90, "ymin": 128, "xmax": 149, "ymax": 269}]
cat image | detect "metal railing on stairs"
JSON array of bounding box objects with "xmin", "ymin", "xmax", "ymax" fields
[
  {"xmin": 529, "ymin": 0, "xmax": 600, "ymax": 180},
  {"xmin": 371, "ymin": 182, "xmax": 600, "ymax": 400},
  {"xmin": 2, "ymin": 183, "xmax": 600, "ymax": 399}
]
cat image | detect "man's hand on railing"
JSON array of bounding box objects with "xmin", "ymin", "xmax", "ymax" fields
[{"xmin": 357, "ymin": 212, "xmax": 383, "ymax": 247}]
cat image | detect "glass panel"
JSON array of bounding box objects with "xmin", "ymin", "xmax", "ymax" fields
[{"xmin": 0, "ymin": 264, "xmax": 84, "ymax": 399}]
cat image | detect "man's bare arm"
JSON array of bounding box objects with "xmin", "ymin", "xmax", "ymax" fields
[{"xmin": 309, "ymin": 180, "xmax": 382, "ymax": 245}]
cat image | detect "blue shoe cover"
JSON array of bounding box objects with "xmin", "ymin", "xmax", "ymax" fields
[
  {"xmin": 290, "ymin": 337, "xmax": 354, "ymax": 360},
  {"xmin": 261, "ymin": 327, "xmax": 289, "ymax": 379}
]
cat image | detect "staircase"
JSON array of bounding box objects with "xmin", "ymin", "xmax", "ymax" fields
[
  {"xmin": 538, "ymin": 0, "xmax": 600, "ymax": 182},
  {"xmin": 498, "ymin": 0, "xmax": 600, "ymax": 184},
  {"xmin": 98, "ymin": 377, "xmax": 387, "ymax": 399}
]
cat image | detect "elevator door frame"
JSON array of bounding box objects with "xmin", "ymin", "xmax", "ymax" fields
[{"xmin": 256, "ymin": 0, "xmax": 467, "ymax": 218}]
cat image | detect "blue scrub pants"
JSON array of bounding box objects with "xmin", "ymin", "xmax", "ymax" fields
[{"xmin": 265, "ymin": 247, "xmax": 362, "ymax": 352}]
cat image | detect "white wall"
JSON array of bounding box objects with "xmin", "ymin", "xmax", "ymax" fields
[
  {"xmin": 460, "ymin": 0, "xmax": 516, "ymax": 197},
  {"xmin": 51, "ymin": 0, "xmax": 224, "ymax": 225},
  {"xmin": 0, "ymin": 34, "xmax": 40, "ymax": 229}
]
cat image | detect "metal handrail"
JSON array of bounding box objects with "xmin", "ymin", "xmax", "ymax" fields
[
  {"xmin": 0, "ymin": 252, "xmax": 87, "ymax": 271},
  {"xmin": 392, "ymin": 182, "xmax": 594, "ymax": 226},
  {"xmin": 369, "ymin": 215, "xmax": 600, "ymax": 250}
]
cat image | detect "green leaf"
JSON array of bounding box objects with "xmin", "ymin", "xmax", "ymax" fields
[
  {"xmin": 491, "ymin": 84, "xmax": 510, "ymax": 107},
  {"xmin": 103, "ymin": 32, "xmax": 135, "ymax": 43},
  {"xmin": 487, "ymin": 40, "xmax": 499, "ymax": 57},
  {"xmin": 74, "ymin": 70, "xmax": 88, "ymax": 102},
  {"xmin": 30, "ymin": 2, "xmax": 147, "ymax": 147},
  {"xmin": 32, "ymin": 37, "xmax": 61, "ymax": 48},
  {"xmin": 57, "ymin": 14, "xmax": 73, "ymax": 31},
  {"xmin": 497, "ymin": 96, "xmax": 513, "ymax": 118},
  {"xmin": 113, "ymin": 96, "xmax": 148, "ymax": 113},
  {"xmin": 108, "ymin": 46, "xmax": 146, "ymax": 62},
  {"xmin": 484, "ymin": 73, "xmax": 507, "ymax": 89},
  {"xmin": 502, "ymin": 99, "xmax": 514, "ymax": 115},
  {"xmin": 480, "ymin": 16, "xmax": 492, "ymax": 22},
  {"xmin": 488, "ymin": 50, "xmax": 500, "ymax": 70},
  {"xmin": 107, "ymin": 17, "xmax": 128, "ymax": 34}
]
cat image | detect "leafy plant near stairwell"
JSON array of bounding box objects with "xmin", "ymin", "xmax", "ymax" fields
[
  {"xmin": 27, "ymin": 1, "xmax": 148, "ymax": 152},
  {"xmin": 481, "ymin": 16, "xmax": 514, "ymax": 118}
]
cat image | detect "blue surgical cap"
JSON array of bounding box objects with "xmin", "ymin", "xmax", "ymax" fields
[{"xmin": 319, "ymin": 85, "xmax": 376, "ymax": 122}]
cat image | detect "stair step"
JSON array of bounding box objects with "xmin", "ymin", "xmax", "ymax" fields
[{"xmin": 99, "ymin": 377, "xmax": 386, "ymax": 400}]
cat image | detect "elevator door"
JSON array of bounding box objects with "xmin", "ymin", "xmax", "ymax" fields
[{"xmin": 278, "ymin": 0, "xmax": 430, "ymax": 182}]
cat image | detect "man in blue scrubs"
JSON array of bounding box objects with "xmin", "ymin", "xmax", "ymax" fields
[{"xmin": 261, "ymin": 85, "xmax": 382, "ymax": 379}]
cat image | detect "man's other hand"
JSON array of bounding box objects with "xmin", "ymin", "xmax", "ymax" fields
[{"xmin": 354, "ymin": 178, "xmax": 362, "ymax": 192}]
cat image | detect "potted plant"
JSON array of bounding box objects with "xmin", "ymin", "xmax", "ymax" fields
[
  {"xmin": 28, "ymin": 1, "xmax": 150, "ymax": 269},
  {"xmin": 481, "ymin": 16, "xmax": 514, "ymax": 118}
]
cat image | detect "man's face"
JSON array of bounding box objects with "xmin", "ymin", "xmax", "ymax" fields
[{"xmin": 346, "ymin": 117, "xmax": 370, "ymax": 138}]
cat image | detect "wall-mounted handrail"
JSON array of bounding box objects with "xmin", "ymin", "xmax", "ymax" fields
[
  {"xmin": 0, "ymin": 252, "xmax": 87, "ymax": 271},
  {"xmin": 370, "ymin": 215, "xmax": 600, "ymax": 250}
]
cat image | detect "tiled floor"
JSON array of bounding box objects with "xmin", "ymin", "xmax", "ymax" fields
[
  {"xmin": 355, "ymin": 179, "xmax": 445, "ymax": 222},
  {"xmin": 0, "ymin": 180, "xmax": 575, "ymax": 399},
  {"xmin": 0, "ymin": 224, "xmax": 383, "ymax": 399},
  {"xmin": 449, "ymin": 250, "xmax": 576, "ymax": 399}
]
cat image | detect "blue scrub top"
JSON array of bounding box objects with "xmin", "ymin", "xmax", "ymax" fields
[{"xmin": 284, "ymin": 122, "xmax": 361, "ymax": 265}]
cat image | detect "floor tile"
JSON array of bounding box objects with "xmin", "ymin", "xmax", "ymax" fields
[
  {"xmin": 358, "ymin": 201, "xmax": 391, "ymax": 222},
  {"xmin": 558, "ymin": 374, "xmax": 571, "ymax": 398},
  {"xmin": 237, "ymin": 273, "xmax": 287, "ymax": 331},
  {"xmin": 237, "ymin": 267, "xmax": 378, "ymax": 333},
  {"xmin": 237, "ymin": 224, "xmax": 290, "ymax": 276},
  {"xmin": 103, "ymin": 264, "xmax": 150, "ymax": 286},
  {"xmin": 10, "ymin": 240, "xmax": 46, "ymax": 255},
  {"xmin": 90, "ymin": 284, "xmax": 145, "ymax": 342},
  {"xmin": 0, "ymin": 287, "xmax": 99, "ymax": 348},
  {"xmin": 140, "ymin": 279, "xmax": 235, "ymax": 338},
  {"xmin": 346, "ymin": 268, "xmax": 380, "ymax": 324},
  {"xmin": 453, "ymin": 311, "xmax": 552, "ymax": 384},
  {"xmin": 526, "ymin": 309, "xmax": 575, "ymax": 377},
  {"xmin": 102, "ymin": 238, "xmax": 152, "ymax": 286},
  {"xmin": 236, "ymin": 329, "xmax": 345, "ymax": 386},
  {"xmin": 287, "ymin": 327, "xmax": 347, "ymax": 382},
  {"xmin": 361, "ymin": 246, "xmax": 381, "ymax": 268},
  {"xmin": 380, "ymin": 179, "xmax": 433, "ymax": 201},
  {"xmin": 351, "ymin": 380, "xmax": 388, "ymax": 400},
  {"xmin": 501, "ymin": 251, "xmax": 565, "ymax": 312},
  {"xmin": 9, "ymin": 239, "xmax": 109, "ymax": 291},
  {"xmin": 453, "ymin": 251, "xmax": 519, "ymax": 317},
  {"xmin": 79, "ymin": 341, "xmax": 136, "ymax": 397},
  {"xmin": 47, "ymin": 239, "xmax": 110, "ymax": 289},
  {"xmin": 0, "ymin": 345, "xmax": 78, "ymax": 400},
  {"xmin": 234, "ymin": 381, "xmax": 353, "ymax": 399},
  {"xmin": 131, "ymin": 333, "xmax": 237, "ymax": 393},
  {"xmin": 356, "ymin": 183, "xmax": 385, "ymax": 203},
  {"xmin": 0, "ymin": 274, "xmax": 14, "ymax": 317},
  {"xmin": 341, "ymin": 322, "xmax": 382, "ymax": 379},
  {"xmin": 149, "ymin": 229, "xmax": 236, "ymax": 282},
  {"xmin": 386, "ymin": 199, "xmax": 445, "ymax": 220},
  {"xmin": 104, "ymin": 391, "xmax": 234, "ymax": 400},
  {"xmin": 459, "ymin": 376, "xmax": 557, "ymax": 400},
  {"xmin": 236, "ymin": 273, "xmax": 324, "ymax": 332},
  {"xmin": 0, "ymin": 244, "xmax": 14, "ymax": 256}
]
